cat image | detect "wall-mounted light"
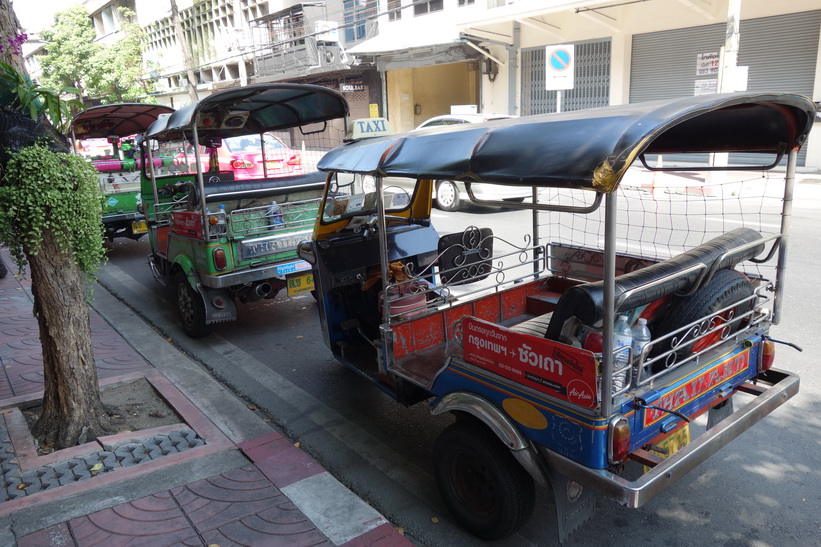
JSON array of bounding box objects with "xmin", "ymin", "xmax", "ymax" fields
[
  {"xmin": 481, "ymin": 58, "xmax": 498, "ymax": 76},
  {"xmin": 414, "ymin": 104, "xmax": 422, "ymax": 115}
]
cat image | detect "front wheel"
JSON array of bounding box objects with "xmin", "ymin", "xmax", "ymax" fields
[
  {"xmin": 435, "ymin": 180, "xmax": 461, "ymax": 211},
  {"xmin": 174, "ymin": 271, "xmax": 212, "ymax": 338},
  {"xmin": 433, "ymin": 420, "xmax": 535, "ymax": 540}
]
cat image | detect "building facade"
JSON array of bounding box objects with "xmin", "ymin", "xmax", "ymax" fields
[
  {"xmin": 24, "ymin": 0, "xmax": 821, "ymax": 167},
  {"xmin": 352, "ymin": 0, "xmax": 821, "ymax": 167}
]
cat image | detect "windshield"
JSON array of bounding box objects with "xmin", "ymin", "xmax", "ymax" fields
[
  {"xmin": 223, "ymin": 133, "xmax": 288, "ymax": 154},
  {"xmin": 322, "ymin": 172, "xmax": 411, "ymax": 222}
]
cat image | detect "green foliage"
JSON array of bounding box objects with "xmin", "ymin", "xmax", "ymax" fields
[
  {"xmin": 0, "ymin": 61, "xmax": 84, "ymax": 132},
  {"xmin": 39, "ymin": 7, "xmax": 97, "ymax": 93},
  {"xmin": 0, "ymin": 143, "xmax": 106, "ymax": 276},
  {"xmin": 40, "ymin": 6, "xmax": 154, "ymax": 104}
]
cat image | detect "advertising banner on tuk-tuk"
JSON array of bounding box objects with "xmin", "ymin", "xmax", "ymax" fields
[{"xmin": 462, "ymin": 317, "xmax": 598, "ymax": 408}]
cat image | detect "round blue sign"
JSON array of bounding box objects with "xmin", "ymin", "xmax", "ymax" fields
[{"xmin": 548, "ymin": 49, "xmax": 571, "ymax": 71}]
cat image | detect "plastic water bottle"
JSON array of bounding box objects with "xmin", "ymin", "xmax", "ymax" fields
[
  {"xmin": 631, "ymin": 317, "xmax": 652, "ymax": 381},
  {"xmin": 613, "ymin": 315, "xmax": 633, "ymax": 391},
  {"xmin": 268, "ymin": 201, "xmax": 284, "ymax": 225},
  {"xmin": 631, "ymin": 318, "xmax": 652, "ymax": 362}
]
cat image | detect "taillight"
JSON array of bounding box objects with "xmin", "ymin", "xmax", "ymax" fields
[
  {"xmin": 760, "ymin": 338, "xmax": 775, "ymax": 372},
  {"xmin": 287, "ymin": 154, "xmax": 301, "ymax": 166},
  {"xmin": 609, "ymin": 416, "xmax": 631, "ymax": 464},
  {"xmin": 213, "ymin": 247, "xmax": 228, "ymax": 270},
  {"xmin": 230, "ymin": 158, "xmax": 253, "ymax": 169}
]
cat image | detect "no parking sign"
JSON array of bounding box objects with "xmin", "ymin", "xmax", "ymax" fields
[{"xmin": 545, "ymin": 44, "xmax": 575, "ymax": 91}]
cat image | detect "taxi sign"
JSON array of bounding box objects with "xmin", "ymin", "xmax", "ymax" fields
[{"xmin": 346, "ymin": 117, "xmax": 393, "ymax": 140}]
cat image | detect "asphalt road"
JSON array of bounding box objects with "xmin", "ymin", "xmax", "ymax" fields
[{"xmin": 96, "ymin": 177, "xmax": 821, "ymax": 546}]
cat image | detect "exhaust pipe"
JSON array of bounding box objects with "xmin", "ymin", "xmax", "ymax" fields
[
  {"xmin": 239, "ymin": 281, "xmax": 276, "ymax": 303},
  {"xmin": 255, "ymin": 282, "xmax": 272, "ymax": 298}
]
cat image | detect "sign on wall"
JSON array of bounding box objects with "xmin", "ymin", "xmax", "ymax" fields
[
  {"xmin": 545, "ymin": 44, "xmax": 575, "ymax": 91},
  {"xmin": 696, "ymin": 52, "xmax": 720, "ymax": 76}
]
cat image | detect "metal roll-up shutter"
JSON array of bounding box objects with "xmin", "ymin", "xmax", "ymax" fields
[
  {"xmin": 631, "ymin": 10, "xmax": 820, "ymax": 166},
  {"xmin": 521, "ymin": 39, "xmax": 611, "ymax": 115},
  {"xmin": 738, "ymin": 11, "xmax": 820, "ymax": 94},
  {"xmin": 631, "ymin": 24, "xmax": 724, "ymax": 103}
]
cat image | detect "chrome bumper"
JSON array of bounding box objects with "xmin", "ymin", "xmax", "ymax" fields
[
  {"xmin": 199, "ymin": 259, "xmax": 309, "ymax": 289},
  {"xmin": 541, "ymin": 368, "xmax": 799, "ymax": 508}
]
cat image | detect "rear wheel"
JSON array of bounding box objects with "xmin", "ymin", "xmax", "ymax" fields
[
  {"xmin": 433, "ymin": 420, "xmax": 535, "ymax": 540},
  {"xmin": 435, "ymin": 181, "xmax": 461, "ymax": 211},
  {"xmin": 174, "ymin": 271, "xmax": 212, "ymax": 338}
]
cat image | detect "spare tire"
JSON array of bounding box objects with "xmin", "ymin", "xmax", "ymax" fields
[{"xmin": 651, "ymin": 268, "xmax": 754, "ymax": 370}]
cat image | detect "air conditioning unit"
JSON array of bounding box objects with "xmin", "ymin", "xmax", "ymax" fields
[
  {"xmin": 221, "ymin": 110, "xmax": 250, "ymax": 129},
  {"xmin": 318, "ymin": 44, "xmax": 342, "ymax": 66},
  {"xmin": 315, "ymin": 21, "xmax": 339, "ymax": 43}
]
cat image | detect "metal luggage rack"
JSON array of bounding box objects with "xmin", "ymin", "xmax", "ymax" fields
[
  {"xmin": 227, "ymin": 197, "xmax": 321, "ymax": 238},
  {"xmin": 382, "ymin": 230, "xmax": 547, "ymax": 324},
  {"xmin": 152, "ymin": 199, "xmax": 187, "ymax": 226},
  {"xmin": 606, "ymin": 281, "xmax": 773, "ymax": 399}
]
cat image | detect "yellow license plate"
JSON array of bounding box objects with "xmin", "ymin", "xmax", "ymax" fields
[
  {"xmin": 265, "ymin": 160, "xmax": 283, "ymax": 169},
  {"xmin": 644, "ymin": 425, "xmax": 690, "ymax": 472},
  {"xmin": 132, "ymin": 220, "xmax": 148, "ymax": 234},
  {"xmin": 287, "ymin": 271, "xmax": 314, "ymax": 296}
]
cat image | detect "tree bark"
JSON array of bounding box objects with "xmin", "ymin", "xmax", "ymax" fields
[
  {"xmin": 0, "ymin": 0, "xmax": 24, "ymax": 73},
  {"xmin": 0, "ymin": 0, "xmax": 111, "ymax": 449},
  {"xmin": 29, "ymin": 230, "xmax": 111, "ymax": 448}
]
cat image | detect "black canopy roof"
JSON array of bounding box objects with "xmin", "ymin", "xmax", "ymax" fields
[
  {"xmin": 318, "ymin": 92, "xmax": 816, "ymax": 193},
  {"xmin": 145, "ymin": 83, "xmax": 349, "ymax": 141},
  {"xmin": 69, "ymin": 103, "xmax": 175, "ymax": 139}
]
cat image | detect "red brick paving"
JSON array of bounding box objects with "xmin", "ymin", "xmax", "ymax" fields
[{"xmin": 2, "ymin": 250, "xmax": 407, "ymax": 546}]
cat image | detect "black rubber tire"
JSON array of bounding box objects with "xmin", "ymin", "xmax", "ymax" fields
[
  {"xmin": 433, "ymin": 419, "xmax": 535, "ymax": 540},
  {"xmin": 652, "ymin": 268, "xmax": 753, "ymax": 365},
  {"xmin": 435, "ymin": 181, "xmax": 461, "ymax": 211},
  {"xmin": 174, "ymin": 271, "xmax": 212, "ymax": 338}
]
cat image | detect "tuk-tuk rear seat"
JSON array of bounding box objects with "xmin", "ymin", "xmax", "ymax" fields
[
  {"xmin": 542, "ymin": 227, "xmax": 765, "ymax": 341},
  {"xmin": 188, "ymin": 172, "xmax": 326, "ymax": 206}
]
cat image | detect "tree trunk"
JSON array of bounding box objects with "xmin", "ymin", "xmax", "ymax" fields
[
  {"xmin": 0, "ymin": 0, "xmax": 24, "ymax": 73},
  {"xmin": 0, "ymin": 0, "xmax": 110, "ymax": 449},
  {"xmin": 29, "ymin": 230, "xmax": 111, "ymax": 448}
]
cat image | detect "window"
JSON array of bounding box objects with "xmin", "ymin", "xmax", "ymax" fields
[
  {"xmin": 95, "ymin": 5, "xmax": 119, "ymax": 37},
  {"xmin": 388, "ymin": 0, "xmax": 401, "ymax": 21},
  {"xmin": 458, "ymin": 0, "xmax": 475, "ymax": 5},
  {"xmin": 344, "ymin": 0, "xmax": 377, "ymax": 42},
  {"xmin": 414, "ymin": 0, "xmax": 443, "ymax": 16}
]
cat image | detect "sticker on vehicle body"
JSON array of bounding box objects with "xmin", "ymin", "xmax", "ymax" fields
[
  {"xmin": 462, "ymin": 317, "xmax": 598, "ymax": 408},
  {"xmin": 642, "ymin": 349, "xmax": 750, "ymax": 427}
]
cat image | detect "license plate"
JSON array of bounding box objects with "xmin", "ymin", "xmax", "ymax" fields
[
  {"xmin": 131, "ymin": 220, "xmax": 148, "ymax": 234},
  {"xmin": 287, "ymin": 271, "xmax": 314, "ymax": 296},
  {"xmin": 644, "ymin": 425, "xmax": 691, "ymax": 472},
  {"xmin": 265, "ymin": 160, "xmax": 283, "ymax": 169}
]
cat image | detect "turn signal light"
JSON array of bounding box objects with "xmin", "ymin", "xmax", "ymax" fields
[
  {"xmin": 609, "ymin": 416, "xmax": 631, "ymax": 464},
  {"xmin": 213, "ymin": 247, "xmax": 228, "ymax": 270},
  {"xmin": 760, "ymin": 339, "xmax": 775, "ymax": 372}
]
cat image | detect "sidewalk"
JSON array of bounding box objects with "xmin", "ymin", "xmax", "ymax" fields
[{"xmin": 0, "ymin": 250, "xmax": 411, "ymax": 546}]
